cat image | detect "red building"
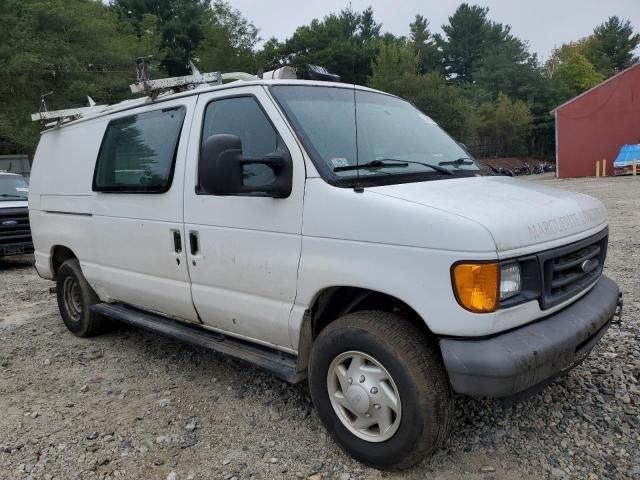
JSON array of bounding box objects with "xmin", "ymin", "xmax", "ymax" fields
[{"xmin": 551, "ymin": 63, "xmax": 640, "ymax": 178}]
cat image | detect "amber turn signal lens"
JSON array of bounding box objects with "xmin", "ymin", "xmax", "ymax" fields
[{"xmin": 452, "ymin": 262, "xmax": 499, "ymax": 313}]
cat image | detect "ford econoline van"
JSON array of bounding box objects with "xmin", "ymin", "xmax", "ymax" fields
[{"xmin": 29, "ymin": 77, "xmax": 621, "ymax": 468}]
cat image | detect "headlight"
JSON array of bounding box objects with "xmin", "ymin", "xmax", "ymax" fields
[
  {"xmin": 452, "ymin": 262, "xmax": 499, "ymax": 313},
  {"xmin": 499, "ymin": 263, "xmax": 521, "ymax": 300},
  {"xmin": 452, "ymin": 261, "xmax": 522, "ymax": 312}
]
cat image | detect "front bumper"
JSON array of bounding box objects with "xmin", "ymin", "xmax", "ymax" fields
[
  {"xmin": 440, "ymin": 274, "xmax": 620, "ymax": 398},
  {"xmin": 0, "ymin": 241, "xmax": 34, "ymax": 257}
]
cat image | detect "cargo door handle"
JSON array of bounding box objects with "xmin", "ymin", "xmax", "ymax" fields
[
  {"xmin": 189, "ymin": 231, "xmax": 199, "ymax": 256},
  {"xmin": 172, "ymin": 230, "xmax": 182, "ymax": 253}
]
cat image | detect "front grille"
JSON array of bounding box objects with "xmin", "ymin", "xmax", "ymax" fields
[
  {"xmin": 539, "ymin": 229, "xmax": 608, "ymax": 309},
  {"xmin": 0, "ymin": 207, "xmax": 32, "ymax": 245}
]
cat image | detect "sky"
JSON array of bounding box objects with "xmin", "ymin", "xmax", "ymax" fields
[{"xmin": 229, "ymin": 0, "xmax": 640, "ymax": 62}]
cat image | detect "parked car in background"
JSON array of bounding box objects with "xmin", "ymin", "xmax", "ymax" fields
[
  {"xmin": 0, "ymin": 171, "xmax": 32, "ymax": 257},
  {"xmin": 29, "ymin": 76, "xmax": 621, "ymax": 469}
]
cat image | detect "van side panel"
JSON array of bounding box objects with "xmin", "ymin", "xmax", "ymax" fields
[
  {"xmin": 29, "ymin": 120, "xmax": 107, "ymax": 279},
  {"xmin": 29, "ymin": 97, "xmax": 200, "ymax": 323}
]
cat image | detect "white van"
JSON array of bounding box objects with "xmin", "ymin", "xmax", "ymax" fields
[{"xmin": 29, "ymin": 78, "xmax": 621, "ymax": 469}]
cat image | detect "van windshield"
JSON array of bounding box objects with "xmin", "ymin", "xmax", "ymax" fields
[
  {"xmin": 270, "ymin": 85, "xmax": 486, "ymax": 187},
  {"xmin": 0, "ymin": 175, "xmax": 29, "ymax": 201}
]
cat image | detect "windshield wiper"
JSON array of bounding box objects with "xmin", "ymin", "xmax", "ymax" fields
[
  {"xmin": 438, "ymin": 157, "xmax": 474, "ymax": 166},
  {"xmin": 334, "ymin": 159, "xmax": 453, "ymax": 175},
  {"xmin": 0, "ymin": 193, "xmax": 27, "ymax": 199}
]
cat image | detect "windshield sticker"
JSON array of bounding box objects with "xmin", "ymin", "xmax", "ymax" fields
[
  {"xmin": 16, "ymin": 187, "xmax": 28, "ymax": 192},
  {"xmin": 330, "ymin": 157, "xmax": 349, "ymax": 168},
  {"xmin": 419, "ymin": 114, "xmax": 436, "ymax": 124}
]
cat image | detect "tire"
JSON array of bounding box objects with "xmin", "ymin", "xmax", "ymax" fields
[
  {"xmin": 56, "ymin": 259, "xmax": 109, "ymax": 337},
  {"xmin": 308, "ymin": 310, "xmax": 453, "ymax": 469}
]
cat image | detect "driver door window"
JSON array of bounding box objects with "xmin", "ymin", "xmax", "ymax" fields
[{"xmin": 201, "ymin": 96, "xmax": 288, "ymax": 189}]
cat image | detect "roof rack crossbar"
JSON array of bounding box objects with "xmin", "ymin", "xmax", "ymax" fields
[
  {"xmin": 30, "ymin": 105, "xmax": 106, "ymax": 123},
  {"xmin": 130, "ymin": 71, "xmax": 223, "ymax": 96}
]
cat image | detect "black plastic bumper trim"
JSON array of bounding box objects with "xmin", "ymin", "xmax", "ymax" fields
[{"xmin": 440, "ymin": 274, "xmax": 619, "ymax": 398}]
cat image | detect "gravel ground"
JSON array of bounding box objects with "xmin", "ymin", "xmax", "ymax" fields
[{"xmin": 0, "ymin": 175, "xmax": 638, "ymax": 480}]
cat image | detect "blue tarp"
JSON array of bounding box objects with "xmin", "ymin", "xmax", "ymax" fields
[{"xmin": 614, "ymin": 144, "xmax": 640, "ymax": 168}]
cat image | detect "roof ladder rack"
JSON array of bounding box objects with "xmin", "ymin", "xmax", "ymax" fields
[
  {"xmin": 30, "ymin": 93, "xmax": 106, "ymax": 126},
  {"xmin": 129, "ymin": 58, "xmax": 223, "ymax": 98}
]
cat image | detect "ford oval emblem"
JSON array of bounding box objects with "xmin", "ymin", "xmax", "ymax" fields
[
  {"xmin": 1, "ymin": 220, "xmax": 18, "ymax": 227},
  {"xmin": 580, "ymin": 258, "xmax": 598, "ymax": 274}
]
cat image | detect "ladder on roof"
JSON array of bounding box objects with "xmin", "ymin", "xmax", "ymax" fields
[
  {"xmin": 30, "ymin": 92, "xmax": 107, "ymax": 126},
  {"xmin": 129, "ymin": 59, "xmax": 224, "ymax": 97},
  {"xmin": 30, "ymin": 58, "xmax": 300, "ymax": 127}
]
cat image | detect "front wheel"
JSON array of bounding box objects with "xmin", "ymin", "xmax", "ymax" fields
[{"xmin": 308, "ymin": 311, "xmax": 452, "ymax": 469}]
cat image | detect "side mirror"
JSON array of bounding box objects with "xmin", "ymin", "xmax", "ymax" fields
[{"xmin": 198, "ymin": 134, "xmax": 293, "ymax": 198}]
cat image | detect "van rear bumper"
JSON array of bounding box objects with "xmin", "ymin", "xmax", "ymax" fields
[{"xmin": 440, "ymin": 275, "xmax": 620, "ymax": 399}]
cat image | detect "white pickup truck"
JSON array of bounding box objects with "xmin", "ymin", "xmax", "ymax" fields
[{"xmin": 28, "ymin": 77, "xmax": 621, "ymax": 468}]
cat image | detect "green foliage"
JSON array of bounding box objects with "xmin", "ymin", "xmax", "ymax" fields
[
  {"xmin": 0, "ymin": 0, "xmax": 159, "ymax": 154},
  {"xmin": 369, "ymin": 41, "xmax": 418, "ymax": 84},
  {"xmin": 111, "ymin": 0, "xmax": 209, "ymax": 76},
  {"xmin": 1, "ymin": 0, "xmax": 637, "ymax": 160},
  {"xmin": 262, "ymin": 7, "xmax": 381, "ymax": 84},
  {"xmin": 195, "ymin": 1, "xmax": 260, "ymax": 73},
  {"xmin": 589, "ymin": 16, "xmax": 640, "ymax": 76},
  {"xmin": 546, "ymin": 43, "xmax": 605, "ymax": 97},
  {"xmin": 408, "ymin": 15, "xmax": 440, "ymax": 74},
  {"xmin": 477, "ymin": 93, "xmax": 532, "ymax": 156}
]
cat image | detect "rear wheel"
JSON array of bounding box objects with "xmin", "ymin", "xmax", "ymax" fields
[
  {"xmin": 308, "ymin": 310, "xmax": 452, "ymax": 469},
  {"xmin": 56, "ymin": 259, "xmax": 108, "ymax": 337}
]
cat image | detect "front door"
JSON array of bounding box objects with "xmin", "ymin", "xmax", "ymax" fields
[{"xmin": 183, "ymin": 86, "xmax": 305, "ymax": 350}]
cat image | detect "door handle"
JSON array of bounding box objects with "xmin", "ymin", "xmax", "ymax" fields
[
  {"xmin": 172, "ymin": 230, "xmax": 182, "ymax": 253},
  {"xmin": 189, "ymin": 231, "xmax": 199, "ymax": 256}
]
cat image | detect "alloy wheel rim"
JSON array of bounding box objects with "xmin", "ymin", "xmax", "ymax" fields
[{"xmin": 327, "ymin": 350, "xmax": 402, "ymax": 442}]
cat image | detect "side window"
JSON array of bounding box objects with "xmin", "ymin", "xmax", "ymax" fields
[
  {"xmin": 93, "ymin": 106, "xmax": 186, "ymax": 192},
  {"xmin": 201, "ymin": 96, "xmax": 287, "ymax": 189}
]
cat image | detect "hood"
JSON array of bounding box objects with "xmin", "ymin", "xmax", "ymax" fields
[
  {"xmin": 369, "ymin": 176, "xmax": 607, "ymax": 253},
  {"xmin": 0, "ymin": 200, "xmax": 28, "ymax": 209}
]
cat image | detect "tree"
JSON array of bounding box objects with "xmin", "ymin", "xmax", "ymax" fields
[
  {"xmin": 111, "ymin": 0, "xmax": 210, "ymax": 76},
  {"xmin": 265, "ymin": 7, "xmax": 382, "ymax": 84},
  {"xmin": 255, "ymin": 37, "xmax": 284, "ymax": 72},
  {"xmin": 408, "ymin": 14, "xmax": 440, "ymax": 73},
  {"xmin": 195, "ymin": 1, "xmax": 260, "ymax": 74},
  {"xmin": 0, "ymin": 0, "xmax": 158, "ymax": 154},
  {"xmin": 435, "ymin": 4, "xmax": 493, "ymax": 83},
  {"xmin": 436, "ymin": 2, "xmax": 539, "ymax": 95},
  {"xmin": 369, "ymin": 41, "xmax": 418, "ymax": 85},
  {"xmin": 589, "ymin": 16, "xmax": 640, "ymax": 76},
  {"xmin": 545, "ymin": 43, "xmax": 604, "ymax": 97},
  {"xmin": 477, "ymin": 93, "xmax": 532, "ymax": 156}
]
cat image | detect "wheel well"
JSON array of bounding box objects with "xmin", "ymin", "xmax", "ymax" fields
[
  {"xmin": 292, "ymin": 287, "xmax": 435, "ymax": 378},
  {"xmin": 310, "ymin": 287, "xmax": 432, "ymax": 339},
  {"xmin": 51, "ymin": 246, "xmax": 76, "ymax": 278}
]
